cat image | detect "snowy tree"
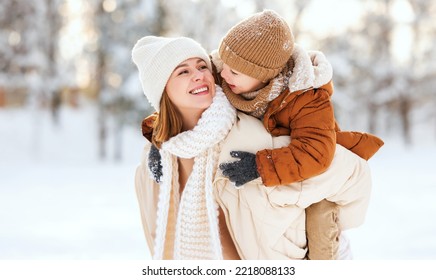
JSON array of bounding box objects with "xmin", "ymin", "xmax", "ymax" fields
[
  {"xmin": 0, "ymin": 0, "xmax": 68, "ymax": 113},
  {"xmin": 407, "ymin": 0, "xmax": 436, "ymax": 140},
  {"xmin": 87, "ymin": 0, "xmax": 164, "ymax": 160},
  {"xmin": 158, "ymin": 0, "xmax": 310, "ymax": 51},
  {"xmin": 157, "ymin": 0, "xmax": 237, "ymax": 51},
  {"xmin": 321, "ymin": 0, "xmax": 436, "ymax": 144},
  {"xmin": 0, "ymin": 0, "xmax": 73, "ymax": 160}
]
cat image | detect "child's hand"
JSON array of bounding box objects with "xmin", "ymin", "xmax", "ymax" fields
[
  {"xmin": 219, "ymin": 151, "xmax": 260, "ymax": 186},
  {"xmin": 148, "ymin": 144, "xmax": 163, "ymax": 183}
]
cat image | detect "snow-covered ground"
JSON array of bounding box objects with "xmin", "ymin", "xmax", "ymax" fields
[
  {"xmin": 1, "ymin": 105, "xmax": 435, "ymax": 260},
  {"xmin": 347, "ymin": 140, "xmax": 436, "ymax": 259},
  {"xmin": 0, "ymin": 106, "xmax": 149, "ymax": 260}
]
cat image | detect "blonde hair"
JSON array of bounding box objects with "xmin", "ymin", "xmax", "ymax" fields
[{"xmin": 152, "ymin": 90, "xmax": 183, "ymax": 148}]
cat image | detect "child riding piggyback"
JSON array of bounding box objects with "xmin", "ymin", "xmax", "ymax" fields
[{"xmin": 212, "ymin": 10, "xmax": 384, "ymax": 260}]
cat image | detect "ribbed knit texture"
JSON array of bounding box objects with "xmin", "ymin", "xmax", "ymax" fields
[
  {"xmin": 221, "ymin": 67, "xmax": 288, "ymax": 118},
  {"xmin": 132, "ymin": 36, "xmax": 212, "ymax": 112},
  {"xmin": 153, "ymin": 87, "xmax": 237, "ymax": 260},
  {"xmin": 219, "ymin": 10, "xmax": 294, "ymax": 82}
]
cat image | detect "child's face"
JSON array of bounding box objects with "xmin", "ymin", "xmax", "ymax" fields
[{"xmin": 221, "ymin": 63, "xmax": 267, "ymax": 94}]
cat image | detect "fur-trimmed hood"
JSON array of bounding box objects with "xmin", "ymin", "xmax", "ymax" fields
[{"xmin": 287, "ymin": 44, "xmax": 333, "ymax": 93}]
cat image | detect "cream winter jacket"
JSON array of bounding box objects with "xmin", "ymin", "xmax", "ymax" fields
[{"xmin": 135, "ymin": 112, "xmax": 372, "ymax": 260}]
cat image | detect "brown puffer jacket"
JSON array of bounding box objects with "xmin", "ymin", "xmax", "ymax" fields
[
  {"xmin": 257, "ymin": 81, "xmax": 384, "ymax": 186},
  {"xmin": 211, "ymin": 45, "xmax": 383, "ymax": 187}
]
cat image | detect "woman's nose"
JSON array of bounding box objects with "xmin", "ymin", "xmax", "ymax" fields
[{"xmin": 193, "ymin": 69, "xmax": 205, "ymax": 81}]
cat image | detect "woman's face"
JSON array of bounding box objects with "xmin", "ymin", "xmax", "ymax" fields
[
  {"xmin": 165, "ymin": 58, "xmax": 215, "ymax": 116},
  {"xmin": 220, "ymin": 63, "xmax": 267, "ymax": 94}
]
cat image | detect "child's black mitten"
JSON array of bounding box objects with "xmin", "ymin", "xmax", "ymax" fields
[
  {"xmin": 148, "ymin": 144, "xmax": 163, "ymax": 183},
  {"xmin": 219, "ymin": 151, "xmax": 260, "ymax": 186}
]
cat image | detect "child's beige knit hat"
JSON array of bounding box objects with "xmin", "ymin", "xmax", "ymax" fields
[
  {"xmin": 132, "ymin": 36, "xmax": 212, "ymax": 112},
  {"xmin": 219, "ymin": 10, "xmax": 294, "ymax": 82}
]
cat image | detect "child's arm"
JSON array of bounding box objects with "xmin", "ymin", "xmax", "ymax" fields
[
  {"xmin": 256, "ymin": 88, "xmax": 336, "ymax": 186},
  {"xmin": 220, "ymin": 88, "xmax": 336, "ymax": 187},
  {"xmin": 335, "ymin": 126, "xmax": 384, "ymax": 160}
]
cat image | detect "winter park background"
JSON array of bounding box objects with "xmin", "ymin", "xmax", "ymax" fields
[{"xmin": 1, "ymin": 0, "xmax": 436, "ymax": 261}]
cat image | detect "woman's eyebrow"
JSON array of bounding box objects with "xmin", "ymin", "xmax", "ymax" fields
[
  {"xmin": 173, "ymin": 63, "xmax": 188, "ymax": 71},
  {"xmin": 173, "ymin": 59, "xmax": 204, "ymax": 71}
]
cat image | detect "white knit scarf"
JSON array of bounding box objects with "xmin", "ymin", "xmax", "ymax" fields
[{"xmin": 152, "ymin": 87, "xmax": 237, "ymax": 260}]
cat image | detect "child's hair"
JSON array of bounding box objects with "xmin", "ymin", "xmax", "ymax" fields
[
  {"xmin": 219, "ymin": 10, "xmax": 294, "ymax": 82},
  {"xmin": 152, "ymin": 90, "xmax": 183, "ymax": 148}
]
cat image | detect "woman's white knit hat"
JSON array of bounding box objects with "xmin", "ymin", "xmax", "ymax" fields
[{"xmin": 132, "ymin": 36, "xmax": 212, "ymax": 112}]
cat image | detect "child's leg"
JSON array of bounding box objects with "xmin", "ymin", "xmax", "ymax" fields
[{"xmin": 305, "ymin": 199, "xmax": 340, "ymax": 260}]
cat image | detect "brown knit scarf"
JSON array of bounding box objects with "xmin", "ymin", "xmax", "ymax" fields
[{"xmin": 222, "ymin": 60, "xmax": 293, "ymax": 119}]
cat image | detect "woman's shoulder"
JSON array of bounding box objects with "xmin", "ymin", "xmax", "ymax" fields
[
  {"xmin": 233, "ymin": 111, "xmax": 266, "ymax": 134},
  {"xmin": 135, "ymin": 141, "xmax": 160, "ymax": 203},
  {"xmin": 218, "ymin": 112, "xmax": 273, "ymax": 163}
]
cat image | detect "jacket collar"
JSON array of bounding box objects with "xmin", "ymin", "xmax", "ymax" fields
[{"xmin": 287, "ymin": 44, "xmax": 333, "ymax": 93}]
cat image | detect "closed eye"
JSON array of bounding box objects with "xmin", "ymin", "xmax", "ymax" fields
[{"xmin": 177, "ymin": 69, "xmax": 189, "ymax": 76}]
